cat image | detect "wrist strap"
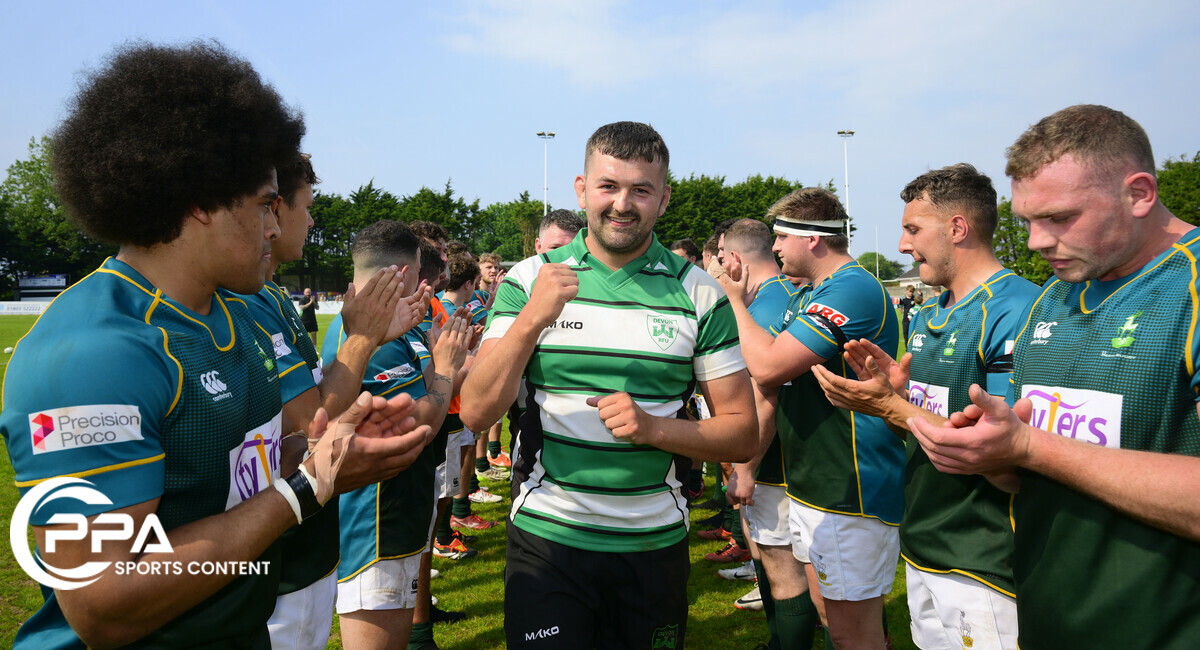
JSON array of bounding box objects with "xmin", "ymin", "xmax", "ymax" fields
[{"xmin": 275, "ymin": 467, "xmax": 322, "ymax": 523}]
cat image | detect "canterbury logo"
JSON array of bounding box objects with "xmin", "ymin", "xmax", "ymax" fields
[
  {"xmin": 200, "ymin": 371, "xmax": 228, "ymax": 395},
  {"xmin": 1033, "ymin": 321, "xmax": 1057, "ymax": 339}
]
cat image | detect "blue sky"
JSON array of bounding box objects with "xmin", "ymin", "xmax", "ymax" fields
[{"xmin": 3, "ymin": 0, "xmax": 1198, "ymax": 259}]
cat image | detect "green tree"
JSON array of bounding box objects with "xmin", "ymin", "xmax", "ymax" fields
[
  {"xmin": 0, "ymin": 137, "xmax": 115, "ymax": 297},
  {"xmin": 397, "ymin": 180, "xmax": 480, "ymax": 243},
  {"xmin": 475, "ymin": 192, "xmax": 546, "ymax": 260},
  {"xmin": 655, "ymin": 173, "xmax": 810, "ymax": 246},
  {"xmin": 856, "ymin": 252, "xmax": 903, "ymax": 280},
  {"xmin": 993, "ymin": 197, "xmax": 1051, "ymax": 285},
  {"xmin": 1159, "ymin": 151, "xmax": 1200, "ymax": 226}
]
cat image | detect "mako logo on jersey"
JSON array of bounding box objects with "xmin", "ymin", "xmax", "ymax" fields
[
  {"xmin": 28, "ymin": 405, "xmax": 143, "ymax": 455},
  {"xmin": 907, "ymin": 381, "xmax": 950, "ymax": 417},
  {"xmin": 1022, "ymin": 385, "xmax": 1122, "ymax": 448},
  {"xmin": 805, "ymin": 302, "xmax": 848, "ymax": 327}
]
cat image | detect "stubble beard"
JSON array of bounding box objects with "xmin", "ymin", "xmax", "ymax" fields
[{"xmin": 593, "ymin": 208, "xmax": 652, "ymax": 254}]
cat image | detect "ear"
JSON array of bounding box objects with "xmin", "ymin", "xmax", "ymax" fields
[
  {"xmin": 188, "ymin": 205, "xmax": 214, "ymax": 225},
  {"xmin": 657, "ymin": 184, "xmax": 672, "ymax": 216},
  {"xmin": 575, "ymin": 175, "xmax": 587, "ymax": 210},
  {"xmin": 1126, "ymin": 172, "xmax": 1158, "ymax": 218},
  {"xmin": 948, "ymin": 214, "xmax": 970, "ymax": 244}
]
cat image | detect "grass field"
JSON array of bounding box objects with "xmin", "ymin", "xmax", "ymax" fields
[{"xmin": 0, "ymin": 312, "xmax": 917, "ymax": 649}]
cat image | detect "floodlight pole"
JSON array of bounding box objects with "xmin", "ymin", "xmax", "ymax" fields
[
  {"xmin": 537, "ymin": 131, "xmax": 556, "ymax": 216},
  {"xmin": 837, "ymin": 130, "xmax": 855, "ymax": 237}
]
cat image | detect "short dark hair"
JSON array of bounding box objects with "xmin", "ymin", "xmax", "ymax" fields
[
  {"xmin": 723, "ymin": 219, "xmax": 773, "ymax": 259},
  {"xmin": 713, "ymin": 218, "xmax": 739, "ymax": 239},
  {"xmin": 669, "ymin": 237, "xmax": 701, "ymax": 261},
  {"xmin": 278, "ymin": 153, "xmax": 319, "ymax": 207},
  {"xmin": 446, "ymin": 240, "xmax": 469, "ymax": 258},
  {"xmin": 351, "ymin": 220, "xmax": 420, "ymax": 271},
  {"xmin": 410, "ymin": 220, "xmax": 448, "ymax": 244},
  {"xmin": 540, "ymin": 209, "xmax": 585, "ymax": 237},
  {"xmin": 447, "ymin": 253, "xmax": 479, "ymax": 290},
  {"xmin": 52, "ymin": 40, "xmax": 304, "ymax": 247},
  {"xmin": 703, "ymin": 235, "xmax": 720, "ymax": 257},
  {"xmin": 767, "ymin": 188, "xmax": 849, "ymax": 254},
  {"xmin": 900, "ymin": 163, "xmax": 999, "ymax": 244},
  {"xmin": 585, "ymin": 122, "xmax": 669, "ymax": 174},
  {"xmin": 417, "ymin": 239, "xmax": 443, "ymax": 284},
  {"xmin": 1006, "ymin": 104, "xmax": 1155, "ymax": 181}
]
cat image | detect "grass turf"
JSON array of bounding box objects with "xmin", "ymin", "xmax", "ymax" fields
[{"xmin": 0, "ymin": 312, "xmax": 918, "ymax": 649}]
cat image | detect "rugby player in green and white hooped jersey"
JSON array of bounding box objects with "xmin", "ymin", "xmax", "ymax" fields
[
  {"xmin": 462, "ymin": 121, "xmax": 756, "ymax": 649},
  {"xmin": 321, "ymin": 220, "xmax": 471, "ymax": 650},
  {"xmin": 0, "ymin": 42, "xmax": 434, "ymax": 650},
  {"xmin": 814, "ymin": 163, "xmax": 1039, "ymax": 649},
  {"xmin": 910, "ymin": 105, "xmax": 1200, "ymax": 650},
  {"xmin": 715, "ymin": 187, "xmax": 901, "ymax": 650}
]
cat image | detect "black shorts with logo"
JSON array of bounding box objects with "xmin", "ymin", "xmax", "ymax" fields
[{"xmin": 504, "ymin": 524, "xmax": 689, "ymax": 649}]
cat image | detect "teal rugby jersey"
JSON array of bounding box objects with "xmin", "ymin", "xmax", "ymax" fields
[
  {"xmin": 1, "ymin": 258, "xmax": 283, "ymax": 649},
  {"xmin": 323, "ymin": 315, "xmax": 440, "ymax": 579},
  {"xmin": 1009, "ymin": 229, "xmax": 1200, "ymax": 649},
  {"xmin": 483, "ymin": 230, "xmax": 745, "ymax": 552},
  {"xmin": 772, "ymin": 261, "xmax": 904, "ymax": 524},
  {"xmin": 439, "ymin": 292, "xmax": 488, "ymax": 326},
  {"xmin": 901, "ymin": 269, "xmax": 1038, "ymax": 596},
  {"xmin": 237, "ymin": 281, "xmax": 338, "ymax": 595},
  {"xmin": 746, "ymin": 274, "xmax": 796, "ymax": 487}
]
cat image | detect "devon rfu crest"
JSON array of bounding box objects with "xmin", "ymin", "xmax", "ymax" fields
[{"xmin": 647, "ymin": 314, "xmax": 679, "ymax": 350}]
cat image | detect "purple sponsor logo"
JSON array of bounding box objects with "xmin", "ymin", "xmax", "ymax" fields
[
  {"xmin": 1024, "ymin": 388, "xmax": 1120, "ymax": 448},
  {"xmin": 908, "ymin": 382, "xmax": 949, "ymax": 417}
]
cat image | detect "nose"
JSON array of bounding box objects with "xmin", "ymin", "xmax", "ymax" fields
[
  {"xmin": 897, "ymin": 231, "xmax": 913, "ymax": 256},
  {"xmin": 1025, "ymin": 219, "xmax": 1053, "ymax": 253},
  {"xmin": 613, "ymin": 188, "xmax": 634, "ymax": 213},
  {"xmin": 771, "ymin": 237, "xmax": 782, "ymax": 254},
  {"xmin": 265, "ymin": 204, "xmax": 281, "ymax": 241}
]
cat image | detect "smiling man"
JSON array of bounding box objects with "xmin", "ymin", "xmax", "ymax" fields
[
  {"xmin": 910, "ymin": 105, "xmax": 1200, "ymax": 649},
  {"xmin": 461, "ymin": 121, "xmax": 756, "ymax": 648}
]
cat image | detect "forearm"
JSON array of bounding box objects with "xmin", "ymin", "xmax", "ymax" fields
[
  {"xmin": 647, "ymin": 410, "xmax": 757, "ymax": 463},
  {"xmin": 414, "ymin": 365, "xmax": 455, "ymax": 433},
  {"xmin": 728, "ymin": 299, "xmax": 784, "ymax": 385},
  {"xmin": 317, "ymin": 333, "xmax": 377, "ymax": 419},
  {"xmin": 54, "ymin": 491, "xmax": 297, "ymax": 648},
  {"xmin": 460, "ymin": 317, "xmax": 542, "ymax": 431},
  {"xmin": 1022, "ymin": 430, "xmax": 1200, "ymax": 541}
]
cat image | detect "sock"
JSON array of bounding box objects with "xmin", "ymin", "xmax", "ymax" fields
[
  {"xmin": 469, "ymin": 472, "xmax": 480, "ymax": 494},
  {"xmin": 774, "ymin": 593, "xmax": 818, "ymax": 650},
  {"xmin": 882, "ymin": 599, "xmax": 891, "ymax": 643},
  {"xmin": 722, "ymin": 501, "xmax": 736, "ymax": 533},
  {"xmin": 488, "ymin": 441, "xmax": 501, "ymax": 458},
  {"xmin": 730, "ymin": 513, "xmax": 747, "ymax": 548},
  {"xmin": 452, "ymin": 496, "xmax": 471, "ymax": 518},
  {"xmin": 475, "ymin": 456, "xmax": 489, "ymax": 473},
  {"xmin": 689, "ymin": 469, "xmax": 704, "ymax": 494},
  {"xmin": 406, "ymin": 621, "xmax": 434, "ymax": 649},
  {"xmin": 436, "ymin": 508, "xmax": 453, "ymax": 545},
  {"xmin": 824, "ymin": 627, "xmax": 834, "ymax": 650},
  {"xmin": 755, "ymin": 562, "xmax": 781, "ymax": 649}
]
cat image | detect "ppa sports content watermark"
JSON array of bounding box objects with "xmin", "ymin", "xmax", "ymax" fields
[{"xmin": 11, "ymin": 477, "xmax": 270, "ymax": 591}]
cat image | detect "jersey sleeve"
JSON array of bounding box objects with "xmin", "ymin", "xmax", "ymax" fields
[
  {"xmin": 980, "ymin": 279, "xmax": 1038, "ymax": 401},
  {"xmin": 684, "ymin": 268, "xmax": 746, "ymax": 382},
  {"xmin": 363, "ymin": 339, "xmax": 428, "ymax": 400},
  {"xmin": 482, "ymin": 258, "xmax": 537, "ymax": 342},
  {"xmin": 245, "ymin": 292, "xmax": 316, "ymax": 404},
  {"xmin": 1, "ymin": 325, "xmax": 175, "ymax": 525},
  {"xmin": 746, "ymin": 278, "xmax": 793, "ymax": 330},
  {"xmin": 782, "ymin": 271, "xmax": 889, "ymax": 360}
]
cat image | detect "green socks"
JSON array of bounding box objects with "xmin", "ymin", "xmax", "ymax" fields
[{"xmin": 488, "ymin": 440, "xmax": 501, "ymax": 458}]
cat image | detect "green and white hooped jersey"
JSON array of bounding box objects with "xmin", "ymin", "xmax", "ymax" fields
[
  {"xmin": 901, "ymin": 269, "xmax": 1039, "ymax": 595},
  {"xmin": 772, "ymin": 262, "xmax": 904, "ymax": 524},
  {"xmin": 747, "ymin": 274, "xmax": 797, "ymax": 487},
  {"xmin": 323, "ymin": 315, "xmax": 440, "ymax": 580},
  {"xmin": 1010, "ymin": 229, "xmax": 1200, "ymax": 649},
  {"xmin": 484, "ymin": 230, "xmax": 745, "ymax": 552},
  {"xmin": 1, "ymin": 258, "xmax": 283, "ymax": 649},
  {"xmin": 240, "ymin": 281, "xmax": 337, "ymax": 595}
]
